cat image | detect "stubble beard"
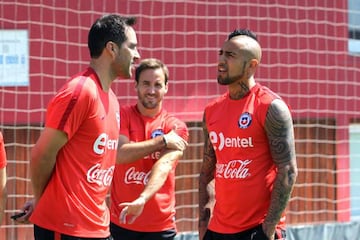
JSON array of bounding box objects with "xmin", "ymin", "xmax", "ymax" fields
[
  {"xmin": 140, "ymin": 96, "xmax": 159, "ymax": 110},
  {"xmin": 217, "ymin": 62, "xmax": 247, "ymax": 86},
  {"xmin": 217, "ymin": 74, "xmax": 243, "ymax": 86}
]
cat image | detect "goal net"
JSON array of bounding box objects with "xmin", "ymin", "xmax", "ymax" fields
[{"xmin": 1, "ymin": 0, "xmax": 360, "ymax": 239}]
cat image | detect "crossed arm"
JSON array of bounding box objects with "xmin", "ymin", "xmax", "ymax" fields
[
  {"xmin": 117, "ymin": 130, "xmax": 188, "ymax": 224},
  {"xmin": 119, "ymin": 149, "xmax": 184, "ymax": 224},
  {"xmin": 116, "ymin": 130, "xmax": 187, "ymax": 164}
]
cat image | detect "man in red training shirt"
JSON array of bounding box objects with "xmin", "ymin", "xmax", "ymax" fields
[
  {"xmin": 198, "ymin": 29, "xmax": 298, "ymax": 240},
  {"xmin": 110, "ymin": 58, "xmax": 188, "ymax": 240},
  {"xmin": 17, "ymin": 14, "xmax": 140, "ymax": 240}
]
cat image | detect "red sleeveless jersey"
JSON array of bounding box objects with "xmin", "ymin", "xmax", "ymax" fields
[
  {"xmin": 110, "ymin": 105, "xmax": 188, "ymax": 232},
  {"xmin": 30, "ymin": 68, "xmax": 120, "ymax": 238},
  {"xmin": 205, "ymin": 83, "xmax": 287, "ymax": 233}
]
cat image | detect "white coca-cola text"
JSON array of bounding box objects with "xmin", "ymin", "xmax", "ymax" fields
[
  {"xmin": 124, "ymin": 167, "xmax": 151, "ymax": 185},
  {"xmin": 216, "ymin": 159, "xmax": 252, "ymax": 179},
  {"xmin": 86, "ymin": 163, "xmax": 114, "ymax": 186}
]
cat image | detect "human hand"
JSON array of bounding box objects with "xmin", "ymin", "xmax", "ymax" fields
[
  {"xmin": 12, "ymin": 199, "xmax": 35, "ymax": 224},
  {"xmin": 198, "ymin": 207, "xmax": 210, "ymax": 240},
  {"xmin": 261, "ymin": 223, "xmax": 275, "ymax": 240},
  {"xmin": 198, "ymin": 225, "xmax": 208, "ymax": 240},
  {"xmin": 250, "ymin": 224, "xmax": 273, "ymax": 240},
  {"xmin": 163, "ymin": 130, "xmax": 188, "ymax": 151},
  {"xmin": 118, "ymin": 196, "xmax": 146, "ymax": 224}
]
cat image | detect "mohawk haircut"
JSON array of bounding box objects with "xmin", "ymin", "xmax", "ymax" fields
[{"xmin": 228, "ymin": 29, "xmax": 258, "ymax": 42}]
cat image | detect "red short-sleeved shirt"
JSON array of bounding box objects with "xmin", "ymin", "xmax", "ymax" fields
[
  {"xmin": 30, "ymin": 68, "xmax": 120, "ymax": 238},
  {"xmin": 110, "ymin": 105, "xmax": 188, "ymax": 232},
  {"xmin": 0, "ymin": 132, "xmax": 7, "ymax": 168},
  {"xmin": 205, "ymin": 83, "xmax": 287, "ymax": 233}
]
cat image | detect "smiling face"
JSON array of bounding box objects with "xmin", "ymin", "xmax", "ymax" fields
[{"xmin": 136, "ymin": 67, "xmax": 168, "ymax": 115}]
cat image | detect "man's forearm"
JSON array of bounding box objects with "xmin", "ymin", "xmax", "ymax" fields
[
  {"xmin": 30, "ymin": 157, "xmax": 56, "ymax": 200},
  {"xmin": 263, "ymin": 164, "xmax": 297, "ymax": 236},
  {"xmin": 117, "ymin": 136, "xmax": 165, "ymax": 164},
  {"xmin": 0, "ymin": 188, "xmax": 6, "ymax": 224},
  {"xmin": 198, "ymin": 173, "xmax": 211, "ymax": 222},
  {"xmin": 139, "ymin": 150, "xmax": 181, "ymax": 201}
]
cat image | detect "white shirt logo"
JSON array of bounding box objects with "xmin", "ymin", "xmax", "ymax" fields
[
  {"xmin": 216, "ymin": 159, "xmax": 252, "ymax": 179},
  {"xmin": 93, "ymin": 133, "xmax": 118, "ymax": 154},
  {"xmin": 209, "ymin": 131, "xmax": 254, "ymax": 151},
  {"xmin": 124, "ymin": 167, "xmax": 151, "ymax": 185},
  {"xmin": 86, "ymin": 163, "xmax": 114, "ymax": 186}
]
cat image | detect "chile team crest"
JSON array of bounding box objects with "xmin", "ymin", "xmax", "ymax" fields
[
  {"xmin": 151, "ymin": 129, "xmax": 165, "ymax": 138},
  {"xmin": 238, "ymin": 112, "xmax": 252, "ymax": 129}
]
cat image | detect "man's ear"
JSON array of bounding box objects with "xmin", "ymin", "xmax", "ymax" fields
[
  {"xmin": 247, "ymin": 58, "xmax": 259, "ymax": 76},
  {"xmin": 105, "ymin": 41, "xmax": 116, "ymax": 55},
  {"xmin": 249, "ymin": 58, "xmax": 259, "ymax": 69},
  {"xmin": 164, "ymin": 82, "xmax": 169, "ymax": 94}
]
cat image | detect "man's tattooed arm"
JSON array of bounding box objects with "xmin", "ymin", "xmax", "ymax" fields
[
  {"xmin": 198, "ymin": 111, "xmax": 216, "ymax": 240},
  {"xmin": 263, "ymin": 99, "xmax": 298, "ymax": 239}
]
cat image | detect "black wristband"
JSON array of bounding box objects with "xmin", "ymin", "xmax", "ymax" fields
[{"xmin": 162, "ymin": 135, "xmax": 167, "ymax": 147}]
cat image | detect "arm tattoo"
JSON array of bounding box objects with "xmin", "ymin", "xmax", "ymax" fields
[
  {"xmin": 198, "ymin": 112, "xmax": 216, "ymax": 224},
  {"xmin": 265, "ymin": 99, "xmax": 296, "ymax": 166},
  {"xmin": 263, "ymin": 99, "xmax": 298, "ymax": 234}
]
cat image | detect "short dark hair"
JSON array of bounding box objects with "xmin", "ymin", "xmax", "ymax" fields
[
  {"xmin": 135, "ymin": 58, "xmax": 169, "ymax": 85},
  {"xmin": 228, "ymin": 29, "xmax": 258, "ymax": 42},
  {"xmin": 88, "ymin": 14, "xmax": 136, "ymax": 58}
]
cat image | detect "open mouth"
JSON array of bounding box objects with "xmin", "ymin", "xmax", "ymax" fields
[{"xmin": 218, "ymin": 65, "xmax": 227, "ymax": 73}]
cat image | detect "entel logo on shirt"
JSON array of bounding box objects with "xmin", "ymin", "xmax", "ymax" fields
[
  {"xmin": 93, "ymin": 133, "xmax": 118, "ymax": 154},
  {"xmin": 209, "ymin": 131, "xmax": 254, "ymax": 151}
]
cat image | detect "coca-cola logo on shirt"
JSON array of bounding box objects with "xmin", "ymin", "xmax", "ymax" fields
[
  {"xmin": 216, "ymin": 159, "xmax": 252, "ymax": 179},
  {"xmin": 124, "ymin": 167, "xmax": 151, "ymax": 185},
  {"xmin": 86, "ymin": 163, "xmax": 114, "ymax": 186}
]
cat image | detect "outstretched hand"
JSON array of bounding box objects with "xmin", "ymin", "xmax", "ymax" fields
[{"xmin": 118, "ymin": 196, "xmax": 146, "ymax": 224}]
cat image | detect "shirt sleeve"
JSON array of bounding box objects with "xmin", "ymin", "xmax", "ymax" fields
[
  {"xmin": 166, "ymin": 116, "xmax": 189, "ymax": 142},
  {"xmin": 0, "ymin": 132, "xmax": 7, "ymax": 168},
  {"xmin": 119, "ymin": 105, "xmax": 131, "ymax": 138},
  {"xmin": 46, "ymin": 77, "xmax": 93, "ymax": 139}
]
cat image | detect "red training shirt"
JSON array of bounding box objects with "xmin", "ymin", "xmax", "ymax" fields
[
  {"xmin": 110, "ymin": 104, "xmax": 189, "ymax": 232},
  {"xmin": 30, "ymin": 68, "xmax": 120, "ymax": 238},
  {"xmin": 0, "ymin": 132, "xmax": 7, "ymax": 168}
]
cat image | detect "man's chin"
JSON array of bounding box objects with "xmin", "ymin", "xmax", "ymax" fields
[{"xmin": 217, "ymin": 78, "xmax": 230, "ymax": 85}]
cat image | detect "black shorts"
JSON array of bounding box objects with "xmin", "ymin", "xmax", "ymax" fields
[
  {"xmin": 110, "ymin": 222, "xmax": 176, "ymax": 240},
  {"xmin": 34, "ymin": 224, "xmax": 113, "ymax": 240},
  {"xmin": 203, "ymin": 224, "xmax": 286, "ymax": 240}
]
